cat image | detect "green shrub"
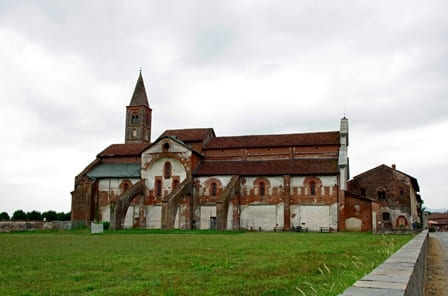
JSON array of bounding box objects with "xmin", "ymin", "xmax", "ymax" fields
[
  {"xmin": 42, "ymin": 210, "xmax": 57, "ymax": 221},
  {"xmin": 12, "ymin": 210, "xmax": 27, "ymax": 220},
  {"xmin": 0, "ymin": 211, "xmax": 10, "ymax": 221},
  {"xmin": 27, "ymin": 210, "xmax": 42, "ymax": 221},
  {"xmin": 102, "ymin": 221, "xmax": 110, "ymax": 230}
]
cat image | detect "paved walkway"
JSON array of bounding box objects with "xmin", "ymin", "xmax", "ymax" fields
[{"xmin": 425, "ymin": 232, "xmax": 448, "ymax": 296}]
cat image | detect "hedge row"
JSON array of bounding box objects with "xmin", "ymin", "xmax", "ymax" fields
[{"xmin": 0, "ymin": 210, "xmax": 71, "ymax": 221}]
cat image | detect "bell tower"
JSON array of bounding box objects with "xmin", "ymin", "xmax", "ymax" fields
[{"xmin": 125, "ymin": 71, "xmax": 152, "ymax": 143}]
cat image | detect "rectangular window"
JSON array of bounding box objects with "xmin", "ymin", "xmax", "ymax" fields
[
  {"xmin": 378, "ymin": 190, "xmax": 386, "ymax": 200},
  {"xmin": 155, "ymin": 180, "xmax": 162, "ymax": 197},
  {"xmin": 382, "ymin": 212, "xmax": 390, "ymax": 221},
  {"xmin": 360, "ymin": 188, "xmax": 366, "ymax": 196}
]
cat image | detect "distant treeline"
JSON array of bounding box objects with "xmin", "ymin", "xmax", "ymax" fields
[{"xmin": 0, "ymin": 210, "xmax": 71, "ymax": 221}]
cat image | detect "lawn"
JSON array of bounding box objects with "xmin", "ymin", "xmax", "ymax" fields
[{"xmin": 0, "ymin": 230, "xmax": 412, "ymax": 296}]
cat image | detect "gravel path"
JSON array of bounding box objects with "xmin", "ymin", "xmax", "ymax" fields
[{"xmin": 425, "ymin": 232, "xmax": 448, "ymax": 296}]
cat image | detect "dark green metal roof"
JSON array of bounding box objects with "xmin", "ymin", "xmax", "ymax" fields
[{"xmin": 87, "ymin": 163, "xmax": 141, "ymax": 178}]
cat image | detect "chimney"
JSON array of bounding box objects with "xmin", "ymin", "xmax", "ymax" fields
[{"xmin": 392, "ymin": 164, "xmax": 396, "ymax": 170}]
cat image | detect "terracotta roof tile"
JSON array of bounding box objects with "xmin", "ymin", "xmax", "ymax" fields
[
  {"xmin": 193, "ymin": 159, "xmax": 339, "ymax": 176},
  {"xmin": 161, "ymin": 128, "xmax": 215, "ymax": 142},
  {"xmin": 428, "ymin": 213, "xmax": 448, "ymax": 220},
  {"xmin": 204, "ymin": 131, "xmax": 340, "ymax": 149},
  {"xmin": 98, "ymin": 143, "xmax": 151, "ymax": 157}
]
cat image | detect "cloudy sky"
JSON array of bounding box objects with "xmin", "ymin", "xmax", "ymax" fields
[{"xmin": 0, "ymin": 0, "xmax": 447, "ymax": 215}]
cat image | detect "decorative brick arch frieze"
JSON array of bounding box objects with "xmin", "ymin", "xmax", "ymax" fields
[
  {"xmin": 203, "ymin": 178, "xmax": 223, "ymax": 197},
  {"xmin": 120, "ymin": 179, "xmax": 133, "ymax": 195},
  {"xmin": 143, "ymin": 153, "xmax": 190, "ymax": 174},
  {"xmin": 303, "ymin": 176, "xmax": 322, "ymax": 196},
  {"xmin": 253, "ymin": 177, "xmax": 270, "ymax": 196}
]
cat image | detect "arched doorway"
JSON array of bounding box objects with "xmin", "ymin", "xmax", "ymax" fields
[{"xmin": 396, "ymin": 215, "xmax": 408, "ymax": 228}]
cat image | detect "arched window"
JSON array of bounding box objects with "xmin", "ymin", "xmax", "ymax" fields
[
  {"xmin": 310, "ymin": 181, "xmax": 316, "ymax": 195},
  {"xmin": 377, "ymin": 188, "xmax": 386, "ymax": 200},
  {"xmin": 131, "ymin": 113, "xmax": 139, "ymax": 124},
  {"xmin": 164, "ymin": 162, "xmax": 171, "ymax": 179},
  {"xmin": 155, "ymin": 180, "xmax": 162, "ymax": 197},
  {"xmin": 259, "ymin": 182, "xmax": 265, "ymax": 196},
  {"xmin": 121, "ymin": 181, "xmax": 132, "ymax": 194},
  {"xmin": 211, "ymin": 182, "xmax": 217, "ymax": 196}
]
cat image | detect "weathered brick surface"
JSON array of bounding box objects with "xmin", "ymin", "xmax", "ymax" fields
[
  {"xmin": 71, "ymin": 75, "xmax": 353, "ymax": 231},
  {"xmin": 347, "ymin": 165, "xmax": 421, "ymax": 230},
  {"xmin": 344, "ymin": 193, "xmax": 376, "ymax": 231}
]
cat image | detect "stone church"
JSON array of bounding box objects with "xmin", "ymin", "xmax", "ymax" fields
[{"xmin": 71, "ymin": 73, "xmax": 419, "ymax": 231}]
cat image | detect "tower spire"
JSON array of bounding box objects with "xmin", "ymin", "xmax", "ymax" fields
[
  {"xmin": 129, "ymin": 71, "xmax": 149, "ymax": 107},
  {"xmin": 125, "ymin": 72, "xmax": 152, "ymax": 143}
]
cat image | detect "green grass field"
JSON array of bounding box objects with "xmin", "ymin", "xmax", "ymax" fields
[{"xmin": 0, "ymin": 230, "xmax": 412, "ymax": 296}]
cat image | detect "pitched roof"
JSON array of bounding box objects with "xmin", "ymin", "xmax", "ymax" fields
[
  {"xmin": 344, "ymin": 190, "xmax": 376, "ymax": 202},
  {"xmin": 153, "ymin": 135, "xmax": 203, "ymax": 156},
  {"xmin": 160, "ymin": 128, "xmax": 215, "ymax": 142},
  {"xmin": 428, "ymin": 213, "xmax": 448, "ymax": 220},
  {"xmin": 193, "ymin": 158, "xmax": 339, "ymax": 176},
  {"xmin": 350, "ymin": 164, "xmax": 420, "ymax": 192},
  {"xmin": 98, "ymin": 143, "xmax": 151, "ymax": 157},
  {"xmin": 87, "ymin": 163, "xmax": 141, "ymax": 178},
  {"xmin": 129, "ymin": 72, "xmax": 149, "ymax": 107},
  {"xmin": 203, "ymin": 131, "xmax": 340, "ymax": 149}
]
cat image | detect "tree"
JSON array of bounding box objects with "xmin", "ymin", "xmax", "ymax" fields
[
  {"xmin": 42, "ymin": 210, "xmax": 57, "ymax": 221},
  {"xmin": 56, "ymin": 212, "xmax": 71, "ymax": 221},
  {"xmin": 0, "ymin": 212, "xmax": 10, "ymax": 221},
  {"xmin": 12, "ymin": 210, "xmax": 27, "ymax": 220},
  {"xmin": 27, "ymin": 210, "xmax": 42, "ymax": 221}
]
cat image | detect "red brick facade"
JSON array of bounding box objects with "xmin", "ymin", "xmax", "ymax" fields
[
  {"xmin": 347, "ymin": 164, "xmax": 422, "ymax": 230},
  {"xmin": 71, "ymin": 73, "xmax": 411, "ymax": 232}
]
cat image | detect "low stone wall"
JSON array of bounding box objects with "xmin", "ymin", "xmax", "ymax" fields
[
  {"xmin": 376, "ymin": 229, "xmax": 421, "ymax": 235},
  {"xmin": 0, "ymin": 221, "xmax": 72, "ymax": 232},
  {"xmin": 340, "ymin": 230, "xmax": 428, "ymax": 296}
]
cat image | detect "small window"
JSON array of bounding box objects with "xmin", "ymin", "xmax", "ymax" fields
[
  {"xmin": 400, "ymin": 188, "xmax": 404, "ymax": 196},
  {"xmin": 164, "ymin": 162, "xmax": 171, "ymax": 179},
  {"xmin": 310, "ymin": 181, "xmax": 316, "ymax": 196},
  {"xmin": 155, "ymin": 180, "xmax": 162, "ymax": 197},
  {"xmin": 382, "ymin": 212, "xmax": 390, "ymax": 221},
  {"xmin": 377, "ymin": 188, "xmax": 386, "ymax": 200},
  {"xmin": 211, "ymin": 182, "xmax": 217, "ymax": 197},
  {"xmin": 360, "ymin": 188, "xmax": 366, "ymax": 196},
  {"xmin": 131, "ymin": 113, "xmax": 139, "ymax": 124},
  {"xmin": 163, "ymin": 142, "xmax": 170, "ymax": 151},
  {"xmin": 121, "ymin": 182, "xmax": 130, "ymax": 194},
  {"xmin": 259, "ymin": 182, "xmax": 265, "ymax": 196},
  {"xmin": 173, "ymin": 179, "xmax": 179, "ymax": 190}
]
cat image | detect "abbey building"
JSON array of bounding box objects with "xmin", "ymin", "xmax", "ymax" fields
[{"xmin": 71, "ymin": 73, "xmax": 422, "ymax": 231}]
